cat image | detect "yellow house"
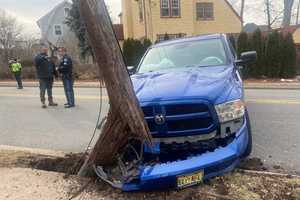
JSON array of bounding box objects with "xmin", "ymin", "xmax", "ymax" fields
[
  {"xmin": 287, "ymin": 26, "xmax": 300, "ymax": 46},
  {"xmin": 122, "ymin": 0, "xmax": 242, "ymax": 42}
]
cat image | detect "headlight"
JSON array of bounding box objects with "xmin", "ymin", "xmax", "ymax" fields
[{"xmin": 215, "ymin": 100, "xmax": 245, "ymax": 123}]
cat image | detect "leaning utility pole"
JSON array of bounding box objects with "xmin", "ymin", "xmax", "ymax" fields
[{"xmin": 78, "ymin": 0, "xmax": 152, "ymax": 176}]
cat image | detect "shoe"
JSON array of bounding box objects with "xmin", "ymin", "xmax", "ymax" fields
[
  {"xmin": 42, "ymin": 104, "xmax": 47, "ymax": 109},
  {"xmin": 64, "ymin": 104, "xmax": 75, "ymax": 108},
  {"xmin": 17, "ymin": 87, "xmax": 23, "ymax": 89},
  {"xmin": 64, "ymin": 103, "xmax": 69, "ymax": 106},
  {"xmin": 49, "ymin": 102, "xmax": 58, "ymax": 106}
]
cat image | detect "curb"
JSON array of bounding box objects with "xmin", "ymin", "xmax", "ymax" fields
[
  {"xmin": 244, "ymin": 86, "xmax": 300, "ymax": 90},
  {"xmin": 0, "ymin": 83, "xmax": 104, "ymax": 89},
  {"xmin": 238, "ymin": 169, "xmax": 300, "ymax": 179},
  {"xmin": 0, "ymin": 145, "xmax": 66, "ymax": 157},
  {"xmin": 2, "ymin": 82, "xmax": 300, "ymax": 90}
]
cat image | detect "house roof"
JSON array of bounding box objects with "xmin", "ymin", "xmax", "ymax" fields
[
  {"xmin": 277, "ymin": 25, "xmax": 300, "ymax": 35},
  {"xmin": 113, "ymin": 24, "xmax": 124, "ymax": 41},
  {"xmin": 224, "ymin": 0, "xmax": 242, "ymax": 22},
  {"xmin": 243, "ymin": 23, "xmax": 269, "ymax": 33}
]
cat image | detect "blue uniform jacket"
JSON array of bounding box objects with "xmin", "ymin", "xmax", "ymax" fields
[{"xmin": 58, "ymin": 55, "xmax": 73, "ymax": 79}]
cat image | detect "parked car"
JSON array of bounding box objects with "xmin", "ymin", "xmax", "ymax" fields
[{"xmin": 98, "ymin": 34, "xmax": 257, "ymax": 191}]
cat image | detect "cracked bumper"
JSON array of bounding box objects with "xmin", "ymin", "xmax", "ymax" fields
[{"xmin": 122, "ymin": 120, "xmax": 249, "ymax": 191}]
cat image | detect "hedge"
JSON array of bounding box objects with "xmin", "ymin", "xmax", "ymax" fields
[
  {"xmin": 236, "ymin": 30, "xmax": 297, "ymax": 79},
  {"xmin": 122, "ymin": 38, "xmax": 152, "ymax": 68}
]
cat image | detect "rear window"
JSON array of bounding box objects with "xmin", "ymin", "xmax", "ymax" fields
[{"xmin": 138, "ymin": 38, "xmax": 227, "ymax": 73}]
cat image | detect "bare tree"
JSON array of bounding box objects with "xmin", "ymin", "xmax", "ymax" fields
[
  {"xmin": 265, "ymin": 0, "xmax": 272, "ymax": 30},
  {"xmin": 282, "ymin": 0, "xmax": 294, "ymax": 27},
  {"xmin": 0, "ymin": 9, "xmax": 22, "ymax": 65},
  {"xmin": 264, "ymin": 0, "xmax": 285, "ymax": 30}
]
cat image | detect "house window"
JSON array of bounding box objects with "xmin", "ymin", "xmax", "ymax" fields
[
  {"xmin": 54, "ymin": 25, "xmax": 63, "ymax": 36},
  {"xmin": 64, "ymin": 7, "xmax": 70, "ymax": 17},
  {"xmin": 171, "ymin": 0, "xmax": 180, "ymax": 17},
  {"xmin": 161, "ymin": 0, "xmax": 170, "ymax": 17},
  {"xmin": 161, "ymin": 0, "xmax": 180, "ymax": 17},
  {"xmin": 138, "ymin": 0, "xmax": 144, "ymax": 22},
  {"xmin": 196, "ymin": 2, "xmax": 214, "ymax": 20}
]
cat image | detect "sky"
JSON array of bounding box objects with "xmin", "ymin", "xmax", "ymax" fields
[
  {"xmin": 0, "ymin": 0, "xmax": 121, "ymax": 37},
  {"xmin": 0, "ymin": 0, "xmax": 292, "ymax": 38}
]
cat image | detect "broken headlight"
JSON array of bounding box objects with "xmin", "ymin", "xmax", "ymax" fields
[{"xmin": 215, "ymin": 100, "xmax": 245, "ymax": 123}]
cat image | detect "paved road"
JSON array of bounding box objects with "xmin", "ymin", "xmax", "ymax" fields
[
  {"xmin": 0, "ymin": 86, "xmax": 299, "ymax": 173},
  {"xmin": 0, "ymin": 87, "xmax": 109, "ymax": 152}
]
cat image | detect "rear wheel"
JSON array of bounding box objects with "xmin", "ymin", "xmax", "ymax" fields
[{"xmin": 242, "ymin": 109, "xmax": 252, "ymax": 158}]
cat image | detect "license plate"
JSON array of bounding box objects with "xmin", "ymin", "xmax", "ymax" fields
[{"xmin": 177, "ymin": 171, "xmax": 204, "ymax": 188}]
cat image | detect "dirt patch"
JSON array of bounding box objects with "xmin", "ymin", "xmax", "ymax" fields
[
  {"xmin": 1, "ymin": 168, "xmax": 299, "ymax": 200},
  {"xmin": 0, "ymin": 150, "xmax": 37, "ymax": 168},
  {"xmin": 0, "ymin": 149, "xmax": 85, "ymax": 174},
  {"xmin": 30, "ymin": 153, "xmax": 85, "ymax": 175},
  {"xmin": 239, "ymin": 157, "xmax": 268, "ymax": 171},
  {"xmin": 0, "ymin": 150, "xmax": 300, "ymax": 199}
]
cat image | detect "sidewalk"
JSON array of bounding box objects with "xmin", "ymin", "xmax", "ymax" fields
[{"xmin": 2, "ymin": 80, "xmax": 300, "ymax": 89}]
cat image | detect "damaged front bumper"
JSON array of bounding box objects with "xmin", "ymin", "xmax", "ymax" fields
[{"xmin": 96, "ymin": 120, "xmax": 249, "ymax": 191}]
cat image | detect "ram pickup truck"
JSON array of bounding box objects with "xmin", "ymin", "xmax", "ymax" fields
[{"xmin": 96, "ymin": 34, "xmax": 257, "ymax": 191}]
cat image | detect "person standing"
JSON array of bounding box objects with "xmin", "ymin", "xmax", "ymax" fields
[
  {"xmin": 57, "ymin": 47, "xmax": 75, "ymax": 108},
  {"xmin": 34, "ymin": 46, "xmax": 58, "ymax": 109},
  {"xmin": 9, "ymin": 59, "xmax": 23, "ymax": 89}
]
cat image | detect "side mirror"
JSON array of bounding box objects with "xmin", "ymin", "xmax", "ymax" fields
[
  {"xmin": 127, "ymin": 66, "xmax": 136, "ymax": 75},
  {"xmin": 235, "ymin": 51, "xmax": 257, "ymax": 66}
]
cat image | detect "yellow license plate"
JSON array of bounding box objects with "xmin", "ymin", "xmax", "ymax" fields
[{"xmin": 177, "ymin": 171, "xmax": 204, "ymax": 188}]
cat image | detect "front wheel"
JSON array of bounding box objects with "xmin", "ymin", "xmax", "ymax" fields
[{"xmin": 241, "ymin": 109, "xmax": 253, "ymax": 158}]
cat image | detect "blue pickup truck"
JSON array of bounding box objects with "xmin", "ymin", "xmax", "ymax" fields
[{"xmin": 96, "ymin": 34, "xmax": 257, "ymax": 191}]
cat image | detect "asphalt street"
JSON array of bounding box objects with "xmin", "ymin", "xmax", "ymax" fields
[{"xmin": 0, "ymin": 86, "xmax": 299, "ymax": 173}]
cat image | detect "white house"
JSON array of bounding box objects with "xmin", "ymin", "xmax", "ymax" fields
[
  {"xmin": 37, "ymin": 0, "xmax": 76, "ymax": 49},
  {"xmin": 37, "ymin": 0, "xmax": 124, "ymax": 61}
]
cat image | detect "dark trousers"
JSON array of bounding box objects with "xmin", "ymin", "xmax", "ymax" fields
[
  {"xmin": 39, "ymin": 78, "xmax": 54, "ymax": 103},
  {"xmin": 62, "ymin": 77, "xmax": 75, "ymax": 106},
  {"xmin": 14, "ymin": 72, "xmax": 23, "ymax": 88}
]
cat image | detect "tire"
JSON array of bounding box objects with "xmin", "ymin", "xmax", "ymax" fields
[{"xmin": 242, "ymin": 109, "xmax": 253, "ymax": 158}]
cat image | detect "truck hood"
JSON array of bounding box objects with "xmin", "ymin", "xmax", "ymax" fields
[{"xmin": 131, "ymin": 66, "xmax": 241, "ymax": 105}]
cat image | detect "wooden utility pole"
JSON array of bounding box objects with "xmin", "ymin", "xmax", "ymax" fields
[
  {"xmin": 240, "ymin": 0, "xmax": 246, "ymax": 26},
  {"xmin": 282, "ymin": 0, "xmax": 294, "ymax": 27},
  {"xmin": 78, "ymin": 0, "xmax": 152, "ymax": 176},
  {"xmin": 296, "ymin": 0, "xmax": 300, "ymax": 25}
]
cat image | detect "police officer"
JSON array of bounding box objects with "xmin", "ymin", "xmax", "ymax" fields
[
  {"xmin": 57, "ymin": 47, "xmax": 75, "ymax": 108},
  {"xmin": 9, "ymin": 58, "xmax": 23, "ymax": 89},
  {"xmin": 34, "ymin": 46, "xmax": 58, "ymax": 109}
]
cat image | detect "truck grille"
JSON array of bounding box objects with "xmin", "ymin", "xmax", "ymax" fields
[{"xmin": 142, "ymin": 101, "xmax": 217, "ymax": 137}]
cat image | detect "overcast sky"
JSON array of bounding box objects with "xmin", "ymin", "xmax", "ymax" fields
[
  {"xmin": 0, "ymin": 0, "xmax": 291, "ymax": 38},
  {"xmin": 0, "ymin": 0, "xmax": 121, "ymax": 37}
]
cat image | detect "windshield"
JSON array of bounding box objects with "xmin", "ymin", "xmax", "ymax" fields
[{"xmin": 138, "ymin": 38, "xmax": 227, "ymax": 73}]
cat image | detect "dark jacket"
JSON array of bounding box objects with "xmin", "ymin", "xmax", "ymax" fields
[
  {"xmin": 58, "ymin": 54, "xmax": 73, "ymax": 79},
  {"xmin": 35, "ymin": 53, "xmax": 51, "ymax": 79},
  {"xmin": 35, "ymin": 53, "xmax": 57, "ymax": 79}
]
